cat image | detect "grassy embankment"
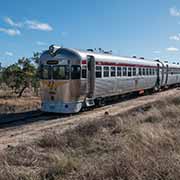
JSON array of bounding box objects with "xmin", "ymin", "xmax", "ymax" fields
[{"xmin": 1, "ymin": 94, "xmax": 180, "ymax": 180}]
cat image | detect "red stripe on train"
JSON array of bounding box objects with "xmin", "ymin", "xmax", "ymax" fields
[
  {"xmin": 82, "ymin": 60, "xmax": 86, "ymax": 64},
  {"xmin": 81, "ymin": 60, "xmax": 157, "ymax": 68}
]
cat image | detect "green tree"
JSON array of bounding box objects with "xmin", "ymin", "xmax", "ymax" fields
[
  {"xmin": 17, "ymin": 57, "xmax": 37, "ymax": 97},
  {"xmin": 2, "ymin": 63, "xmax": 22, "ymax": 92},
  {"xmin": 1, "ymin": 51, "xmax": 42, "ymax": 97},
  {"xmin": 32, "ymin": 52, "xmax": 41, "ymax": 65},
  {"xmin": 31, "ymin": 52, "xmax": 41, "ymax": 95},
  {"xmin": 3, "ymin": 57, "xmax": 37, "ymax": 97}
]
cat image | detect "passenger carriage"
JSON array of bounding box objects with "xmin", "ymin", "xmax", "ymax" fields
[{"xmin": 39, "ymin": 45, "xmax": 180, "ymax": 113}]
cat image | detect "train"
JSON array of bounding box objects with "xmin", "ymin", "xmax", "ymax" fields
[{"xmin": 39, "ymin": 45, "xmax": 180, "ymax": 113}]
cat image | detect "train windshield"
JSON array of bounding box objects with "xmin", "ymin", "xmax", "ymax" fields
[
  {"xmin": 53, "ymin": 65, "xmax": 69, "ymax": 80},
  {"xmin": 40, "ymin": 65, "xmax": 51, "ymax": 79},
  {"xmin": 40, "ymin": 65, "xmax": 81, "ymax": 80},
  {"xmin": 40, "ymin": 65, "xmax": 69, "ymax": 80},
  {"xmin": 71, "ymin": 65, "xmax": 81, "ymax": 79}
]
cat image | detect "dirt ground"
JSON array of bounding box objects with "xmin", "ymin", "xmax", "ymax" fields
[
  {"xmin": 0, "ymin": 96, "xmax": 41, "ymax": 114},
  {"xmin": 0, "ymin": 88, "xmax": 179, "ymax": 151},
  {"xmin": 0, "ymin": 88, "xmax": 180, "ymax": 179}
]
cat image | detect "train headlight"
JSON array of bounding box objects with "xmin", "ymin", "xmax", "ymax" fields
[
  {"xmin": 49, "ymin": 45, "xmax": 61, "ymax": 56},
  {"xmin": 49, "ymin": 45, "xmax": 55, "ymax": 56}
]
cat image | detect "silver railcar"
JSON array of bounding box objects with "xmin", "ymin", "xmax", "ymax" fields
[{"xmin": 39, "ymin": 45, "xmax": 180, "ymax": 113}]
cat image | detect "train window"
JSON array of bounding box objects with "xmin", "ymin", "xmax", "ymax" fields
[
  {"xmin": 40, "ymin": 65, "xmax": 51, "ymax": 79},
  {"xmin": 146, "ymin": 68, "xmax": 149, "ymax": 76},
  {"xmin": 111, "ymin": 67, "xmax": 116, "ymax": 77},
  {"xmin": 71, "ymin": 65, "xmax": 81, "ymax": 79},
  {"xmin": 143, "ymin": 68, "xmax": 146, "ymax": 76},
  {"xmin": 96, "ymin": 66, "xmax": 102, "ymax": 78},
  {"xmin": 128, "ymin": 67, "xmax": 132, "ymax": 77},
  {"xmin": 82, "ymin": 66, "xmax": 87, "ymax": 78},
  {"xmin": 123, "ymin": 67, "xmax": 127, "ymax": 76},
  {"xmin": 139, "ymin": 68, "xmax": 142, "ymax": 76},
  {"xmin": 53, "ymin": 65, "xmax": 69, "ymax": 80},
  {"xmin": 133, "ymin": 67, "xmax": 136, "ymax": 76},
  {"xmin": 149, "ymin": 68, "xmax": 152, "ymax": 75},
  {"xmin": 104, "ymin": 66, "xmax": 109, "ymax": 77},
  {"xmin": 117, "ymin": 67, "xmax": 122, "ymax": 76},
  {"xmin": 153, "ymin": 69, "xmax": 155, "ymax": 75}
]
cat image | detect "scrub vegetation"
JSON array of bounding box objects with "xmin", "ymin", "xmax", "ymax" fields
[
  {"xmin": 0, "ymin": 53, "xmax": 41, "ymax": 114},
  {"xmin": 0, "ymin": 93, "xmax": 180, "ymax": 180},
  {"xmin": 0, "ymin": 52, "xmax": 40, "ymax": 98}
]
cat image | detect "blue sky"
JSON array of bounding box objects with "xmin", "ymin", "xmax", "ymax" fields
[{"xmin": 0, "ymin": 0, "xmax": 180, "ymax": 66}]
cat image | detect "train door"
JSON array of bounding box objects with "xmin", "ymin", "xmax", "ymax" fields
[
  {"xmin": 156, "ymin": 64, "xmax": 160, "ymax": 89},
  {"xmin": 165, "ymin": 65, "xmax": 168, "ymax": 87},
  {"xmin": 161, "ymin": 64, "xmax": 165, "ymax": 87},
  {"xmin": 87, "ymin": 55, "xmax": 95, "ymax": 98}
]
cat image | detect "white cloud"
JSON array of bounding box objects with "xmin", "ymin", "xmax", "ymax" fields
[
  {"xmin": 25, "ymin": 20, "xmax": 53, "ymax": 31},
  {"xmin": 2, "ymin": 17, "xmax": 53, "ymax": 33},
  {"xmin": 5, "ymin": 51, "xmax": 13, "ymax": 56},
  {"xmin": 4, "ymin": 17, "xmax": 22, "ymax": 27},
  {"xmin": 169, "ymin": 34, "xmax": 180, "ymax": 41},
  {"xmin": 166, "ymin": 47, "xmax": 179, "ymax": 52},
  {"xmin": 153, "ymin": 51, "xmax": 161, "ymax": 54},
  {"xmin": 0, "ymin": 28, "xmax": 21, "ymax": 36},
  {"xmin": 170, "ymin": 7, "xmax": 180, "ymax": 17},
  {"xmin": 36, "ymin": 41, "xmax": 47, "ymax": 46}
]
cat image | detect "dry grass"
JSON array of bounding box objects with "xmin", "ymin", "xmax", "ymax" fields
[
  {"xmin": 0, "ymin": 85, "xmax": 40, "ymax": 114},
  {"xmin": 0, "ymin": 97, "xmax": 41, "ymax": 114},
  {"xmin": 1, "ymin": 95, "xmax": 180, "ymax": 179}
]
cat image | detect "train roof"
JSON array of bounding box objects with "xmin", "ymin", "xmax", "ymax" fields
[
  {"xmin": 71, "ymin": 48, "xmax": 180, "ymax": 68},
  {"xmin": 40, "ymin": 46, "xmax": 180, "ymax": 68},
  {"xmin": 67, "ymin": 48, "xmax": 158, "ymax": 66}
]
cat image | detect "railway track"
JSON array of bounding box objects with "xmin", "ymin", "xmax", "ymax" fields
[
  {"xmin": 0, "ymin": 111, "xmax": 63, "ymax": 128},
  {"xmin": 0, "ymin": 90, "xmax": 140, "ymax": 128},
  {"xmin": 0, "ymin": 87, "xmax": 176, "ymax": 128}
]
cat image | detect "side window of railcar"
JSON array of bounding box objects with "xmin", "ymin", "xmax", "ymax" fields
[
  {"xmin": 139, "ymin": 68, "xmax": 142, "ymax": 76},
  {"xmin": 133, "ymin": 67, "xmax": 136, "ymax": 76},
  {"xmin": 103, "ymin": 66, "xmax": 109, "ymax": 77},
  {"xmin": 117, "ymin": 67, "xmax": 122, "ymax": 76},
  {"xmin": 71, "ymin": 65, "xmax": 81, "ymax": 79},
  {"xmin": 149, "ymin": 68, "xmax": 152, "ymax": 75},
  {"xmin": 96, "ymin": 66, "xmax": 102, "ymax": 78},
  {"xmin": 146, "ymin": 68, "xmax": 149, "ymax": 76},
  {"xmin": 123, "ymin": 67, "xmax": 127, "ymax": 76},
  {"xmin": 111, "ymin": 67, "xmax": 116, "ymax": 77},
  {"xmin": 128, "ymin": 67, "xmax": 132, "ymax": 77},
  {"xmin": 143, "ymin": 68, "xmax": 146, "ymax": 76},
  {"xmin": 82, "ymin": 66, "xmax": 87, "ymax": 78}
]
